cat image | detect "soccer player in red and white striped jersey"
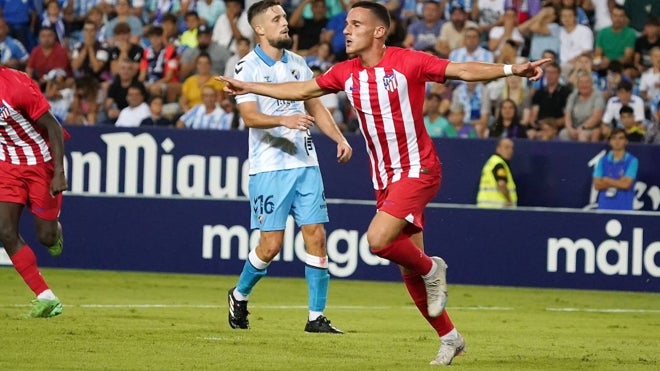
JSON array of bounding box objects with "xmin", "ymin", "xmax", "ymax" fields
[
  {"xmin": 219, "ymin": 1, "xmax": 548, "ymax": 365},
  {"xmin": 0, "ymin": 66, "xmax": 68, "ymax": 318}
]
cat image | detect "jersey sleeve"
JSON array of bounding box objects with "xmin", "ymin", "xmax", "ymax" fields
[
  {"xmin": 416, "ymin": 51, "xmax": 450, "ymax": 84},
  {"xmin": 316, "ymin": 61, "xmax": 349, "ymax": 93},
  {"xmin": 233, "ymin": 59, "xmax": 258, "ymax": 104},
  {"xmin": 15, "ymin": 73, "xmax": 50, "ymax": 121}
]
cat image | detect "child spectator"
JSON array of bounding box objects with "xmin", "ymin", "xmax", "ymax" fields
[{"xmin": 140, "ymin": 95, "xmax": 172, "ymax": 127}]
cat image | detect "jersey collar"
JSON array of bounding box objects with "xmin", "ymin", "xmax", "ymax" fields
[{"xmin": 255, "ymin": 44, "xmax": 288, "ymax": 67}]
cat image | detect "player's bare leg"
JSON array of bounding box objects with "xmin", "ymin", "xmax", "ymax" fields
[
  {"xmin": 0, "ymin": 202, "xmax": 62, "ymax": 318},
  {"xmin": 34, "ymin": 217, "xmax": 63, "ymax": 256},
  {"xmin": 300, "ymin": 223, "xmax": 342, "ymax": 334}
]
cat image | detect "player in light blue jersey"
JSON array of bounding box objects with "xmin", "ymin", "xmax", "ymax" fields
[{"xmin": 227, "ymin": 0, "xmax": 353, "ymax": 334}]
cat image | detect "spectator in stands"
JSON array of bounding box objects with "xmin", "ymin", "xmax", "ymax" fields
[
  {"xmin": 305, "ymin": 41, "xmax": 334, "ymax": 72},
  {"xmin": 195, "ymin": 0, "xmax": 226, "ymax": 28},
  {"xmin": 321, "ymin": 0, "xmax": 358, "ymax": 62},
  {"xmin": 529, "ymin": 62, "xmax": 570, "ymax": 134},
  {"xmin": 566, "ymin": 54, "xmax": 601, "ymax": 89},
  {"xmin": 290, "ymin": 0, "xmax": 328, "ymax": 56},
  {"xmin": 399, "ymin": 0, "xmax": 424, "ymax": 26},
  {"xmin": 592, "ymin": 4, "xmax": 636, "ymax": 72},
  {"xmin": 107, "ymin": 22, "xmax": 144, "ymax": 77},
  {"xmin": 634, "ymin": 17, "xmax": 660, "ymax": 73},
  {"xmin": 488, "ymin": 7, "xmax": 524, "ymax": 59},
  {"xmin": 403, "ymin": 0, "xmax": 444, "ymax": 51},
  {"xmin": 26, "ymin": 26, "xmax": 71, "ymax": 88},
  {"xmin": 558, "ymin": 6, "xmax": 593, "ymax": 70},
  {"xmin": 179, "ymin": 24, "xmax": 230, "ymax": 79},
  {"xmin": 102, "ymin": 58, "xmax": 144, "ymax": 125},
  {"xmin": 534, "ymin": 117, "xmax": 560, "ymax": 141},
  {"xmin": 435, "ymin": 4, "xmax": 477, "ymax": 58},
  {"xmin": 161, "ymin": 13, "xmax": 185, "ymax": 54},
  {"xmin": 639, "ymin": 47, "xmax": 660, "ymax": 106},
  {"xmin": 179, "ymin": 52, "xmax": 225, "ymax": 112},
  {"xmin": 452, "ymin": 81, "xmax": 490, "ymax": 137},
  {"xmin": 487, "ymin": 99, "xmax": 527, "ymax": 139},
  {"xmin": 39, "ymin": 0, "xmax": 67, "ymax": 47},
  {"xmin": 140, "ymin": 95, "xmax": 172, "ymax": 127},
  {"xmin": 592, "ymin": 128, "xmax": 638, "ymax": 211},
  {"xmin": 145, "ymin": 0, "xmax": 182, "ymax": 25},
  {"xmin": 212, "ymin": 0, "xmax": 253, "ymax": 55},
  {"xmin": 180, "ymin": 11, "xmax": 202, "ymax": 49},
  {"xmin": 591, "ymin": 0, "xmax": 614, "ymax": 33},
  {"xmin": 561, "ymin": 72, "xmax": 604, "ymax": 142},
  {"xmin": 140, "ymin": 25, "xmax": 180, "ymax": 103},
  {"xmin": 471, "ymin": 0, "xmax": 506, "ymax": 45},
  {"xmin": 176, "ymin": 85, "xmax": 233, "ymax": 129},
  {"xmin": 559, "ymin": 0, "xmax": 590, "ymax": 26},
  {"xmin": 601, "ymin": 81, "xmax": 645, "ymax": 139},
  {"xmin": 494, "ymin": 38, "xmax": 525, "ymax": 65},
  {"xmin": 65, "ymin": 76, "xmax": 100, "ymax": 126},
  {"xmin": 70, "ymin": 20, "xmax": 109, "ymax": 80},
  {"xmin": 440, "ymin": 102, "xmax": 477, "ymax": 138},
  {"xmin": 448, "ymin": 27, "xmax": 493, "ymax": 64},
  {"xmin": 623, "ymin": 0, "xmax": 658, "ymax": 33},
  {"xmin": 44, "ymin": 71, "xmax": 74, "ymax": 123},
  {"xmin": 619, "ymin": 105, "xmax": 645, "ymax": 143},
  {"xmin": 224, "ymin": 37, "xmax": 251, "ymax": 77},
  {"xmin": 86, "ymin": 6, "xmax": 107, "ymax": 44},
  {"xmin": 646, "ymin": 103, "xmax": 660, "ymax": 144},
  {"xmin": 424, "ymin": 92, "xmax": 449, "ymax": 138},
  {"xmin": 0, "ymin": 0, "xmax": 37, "ymax": 51},
  {"xmin": 105, "ymin": 0, "xmax": 143, "ymax": 44},
  {"xmin": 115, "ymin": 81, "xmax": 150, "ymax": 127},
  {"xmin": 0, "ymin": 17, "xmax": 29, "ymax": 70},
  {"xmin": 476, "ymin": 138, "xmax": 517, "ymax": 208},
  {"xmin": 519, "ymin": 3, "xmax": 560, "ymax": 62},
  {"xmin": 491, "ymin": 75, "xmax": 531, "ymax": 125}
]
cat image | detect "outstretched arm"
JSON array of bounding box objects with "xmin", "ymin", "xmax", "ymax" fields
[
  {"xmin": 217, "ymin": 75, "xmax": 326, "ymax": 101},
  {"xmin": 445, "ymin": 59, "xmax": 551, "ymax": 82}
]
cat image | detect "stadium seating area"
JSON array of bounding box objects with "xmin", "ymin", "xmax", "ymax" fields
[{"xmin": 0, "ymin": 0, "xmax": 658, "ymax": 143}]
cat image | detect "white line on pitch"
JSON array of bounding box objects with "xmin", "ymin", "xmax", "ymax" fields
[{"xmin": 546, "ymin": 307, "xmax": 660, "ymax": 314}]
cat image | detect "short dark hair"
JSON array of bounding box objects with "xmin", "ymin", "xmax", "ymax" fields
[
  {"xmin": 147, "ymin": 26, "xmax": 164, "ymax": 37},
  {"xmin": 609, "ymin": 128, "xmax": 627, "ymax": 140},
  {"xmin": 617, "ymin": 80, "xmax": 633, "ymax": 92},
  {"xmin": 113, "ymin": 21, "xmax": 131, "ymax": 35},
  {"xmin": 619, "ymin": 105, "xmax": 634, "ymax": 116},
  {"xmin": 248, "ymin": 0, "xmax": 281, "ymax": 26},
  {"xmin": 352, "ymin": 1, "xmax": 391, "ymax": 31}
]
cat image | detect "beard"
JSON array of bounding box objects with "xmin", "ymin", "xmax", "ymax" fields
[{"xmin": 269, "ymin": 36, "xmax": 292, "ymax": 50}]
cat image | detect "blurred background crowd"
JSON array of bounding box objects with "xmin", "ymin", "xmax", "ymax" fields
[{"xmin": 0, "ymin": 0, "xmax": 658, "ymax": 143}]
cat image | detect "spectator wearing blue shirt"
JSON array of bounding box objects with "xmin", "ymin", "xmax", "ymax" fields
[
  {"xmin": 0, "ymin": 17, "xmax": 28, "ymax": 69},
  {"xmin": 0, "ymin": 0, "xmax": 37, "ymax": 51},
  {"xmin": 176, "ymin": 85, "xmax": 233, "ymax": 130},
  {"xmin": 592, "ymin": 128, "xmax": 639, "ymax": 211},
  {"xmin": 402, "ymin": 0, "xmax": 444, "ymax": 51}
]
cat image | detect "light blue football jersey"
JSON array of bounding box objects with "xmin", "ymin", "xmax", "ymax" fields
[{"xmin": 234, "ymin": 44, "xmax": 319, "ymax": 175}]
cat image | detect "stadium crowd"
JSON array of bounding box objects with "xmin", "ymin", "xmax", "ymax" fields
[{"xmin": 0, "ymin": 0, "xmax": 659, "ymax": 143}]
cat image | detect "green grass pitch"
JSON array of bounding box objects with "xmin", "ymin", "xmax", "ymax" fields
[{"xmin": 1, "ymin": 268, "xmax": 659, "ymax": 370}]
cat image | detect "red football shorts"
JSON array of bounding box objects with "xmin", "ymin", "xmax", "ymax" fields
[
  {"xmin": 0, "ymin": 160, "xmax": 63, "ymax": 221},
  {"xmin": 375, "ymin": 167, "xmax": 442, "ymax": 234}
]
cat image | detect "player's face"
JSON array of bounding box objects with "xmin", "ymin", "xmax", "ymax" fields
[
  {"xmin": 261, "ymin": 6, "xmax": 292, "ymax": 49},
  {"xmin": 344, "ymin": 7, "xmax": 383, "ymax": 55}
]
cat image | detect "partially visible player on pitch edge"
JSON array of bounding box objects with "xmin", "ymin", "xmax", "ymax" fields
[
  {"xmin": 0, "ymin": 66, "xmax": 68, "ymax": 318},
  {"xmin": 226, "ymin": 0, "xmax": 352, "ymax": 334},
  {"xmin": 219, "ymin": 1, "xmax": 548, "ymax": 365}
]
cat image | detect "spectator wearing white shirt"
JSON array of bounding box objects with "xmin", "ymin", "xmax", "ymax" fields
[
  {"xmin": 639, "ymin": 46, "xmax": 660, "ymax": 105},
  {"xmin": 558, "ymin": 6, "xmax": 593, "ymax": 69},
  {"xmin": 488, "ymin": 7, "xmax": 525, "ymax": 58},
  {"xmin": 176, "ymin": 85, "xmax": 233, "ymax": 129},
  {"xmin": 115, "ymin": 82, "xmax": 151, "ymax": 127},
  {"xmin": 212, "ymin": 0, "xmax": 254, "ymax": 54},
  {"xmin": 601, "ymin": 80, "xmax": 646, "ymax": 139}
]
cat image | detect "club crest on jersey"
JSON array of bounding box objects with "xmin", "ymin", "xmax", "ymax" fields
[
  {"xmin": 383, "ymin": 73, "xmax": 398, "ymax": 92},
  {"xmin": 0, "ymin": 105, "xmax": 11, "ymax": 120},
  {"xmin": 291, "ymin": 69, "xmax": 300, "ymax": 80}
]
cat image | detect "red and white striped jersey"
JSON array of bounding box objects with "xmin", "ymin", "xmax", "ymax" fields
[
  {"xmin": 0, "ymin": 66, "xmax": 52, "ymax": 165},
  {"xmin": 316, "ymin": 47, "xmax": 450, "ymax": 190}
]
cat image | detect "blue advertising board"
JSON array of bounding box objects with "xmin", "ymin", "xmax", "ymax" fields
[{"xmin": 0, "ymin": 127, "xmax": 658, "ymax": 292}]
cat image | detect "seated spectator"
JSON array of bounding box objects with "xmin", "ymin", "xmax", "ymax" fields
[
  {"xmin": 592, "ymin": 4, "xmax": 636, "ymax": 72},
  {"xmin": 39, "ymin": 0, "xmax": 67, "ymax": 47},
  {"xmin": 558, "ymin": 6, "xmax": 593, "ymax": 70},
  {"xmin": 102, "ymin": 58, "xmax": 144, "ymax": 125},
  {"xmin": 440, "ymin": 102, "xmax": 477, "ymax": 138},
  {"xmin": 634, "ymin": 17, "xmax": 660, "ymax": 73},
  {"xmin": 646, "ymin": 103, "xmax": 660, "ymax": 144},
  {"xmin": 176, "ymin": 85, "xmax": 233, "ymax": 129},
  {"xmin": 180, "ymin": 11, "xmax": 201, "ymax": 49},
  {"xmin": 435, "ymin": 4, "xmax": 477, "ymax": 58},
  {"xmin": 305, "ymin": 41, "xmax": 334, "ymax": 72},
  {"xmin": 534, "ymin": 117, "xmax": 560, "ymax": 141},
  {"xmin": 529, "ymin": 62, "xmax": 571, "ymax": 134},
  {"xmin": 179, "ymin": 24, "xmax": 230, "ymax": 80},
  {"xmin": 601, "ymin": 81, "xmax": 645, "ymax": 139},
  {"xmin": 600, "ymin": 60, "xmax": 629, "ymax": 100},
  {"xmin": 161, "ymin": 13, "xmax": 185, "ymax": 55},
  {"xmin": 105, "ymin": 0, "xmax": 144, "ymax": 44},
  {"xmin": 26, "ymin": 26, "xmax": 72, "ymax": 89},
  {"xmin": 424, "ymin": 92, "xmax": 449, "ymax": 138},
  {"xmin": 211, "ymin": 0, "xmax": 253, "ymax": 55},
  {"xmin": 452, "ymin": 81, "xmax": 490, "ymax": 137},
  {"xmin": 179, "ymin": 52, "xmax": 225, "ymax": 113},
  {"xmin": 224, "ymin": 37, "xmax": 251, "ymax": 77},
  {"xmin": 402, "ymin": 0, "xmax": 444, "ymax": 51},
  {"xmin": 566, "ymin": 54, "xmax": 602, "ymax": 89},
  {"xmin": 498, "ymin": 75, "xmax": 531, "ymax": 124},
  {"xmin": 448, "ymin": 27, "xmax": 493, "ymax": 64},
  {"xmin": 70, "ymin": 20, "xmax": 109, "ymax": 80},
  {"xmin": 65, "ymin": 76, "xmax": 101, "ymax": 126},
  {"xmin": 488, "ymin": 7, "xmax": 524, "ymax": 59},
  {"xmin": 494, "ymin": 38, "xmax": 526, "ymax": 65},
  {"xmin": 619, "ymin": 105, "xmax": 645, "ymax": 143},
  {"xmin": 139, "ymin": 25, "xmax": 180, "ymax": 103},
  {"xmin": 116, "ymin": 82, "xmax": 151, "ymax": 127},
  {"xmin": 472, "ymin": 0, "xmax": 506, "ymax": 44},
  {"xmin": 140, "ymin": 95, "xmax": 172, "ymax": 127},
  {"xmin": 559, "ymin": 0, "xmax": 590, "ymax": 26},
  {"xmin": 519, "ymin": 4, "xmax": 560, "ymax": 62},
  {"xmin": 623, "ymin": 0, "xmax": 659, "ymax": 34},
  {"xmin": 107, "ymin": 22, "xmax": 144, "ymax": 77},
  {"xmin": 0, "ymin": 17, "xmax": 29, "ymax": 70},
  {"xmin": 487, "ymin": 99, "xmax": 527, "ymax": 139},
  {"xmin": 44, "ymin": 71, "xmax": 74, "ymax": 123},
  {"xmin": 320, "ymin": 0, "xmax": 353, "ymax": 62},
  {"xmin": 2, "ymin": 0, "xmax": 37, "ymax": 51},
  {"xmin": 290, "ymin": 0, "xmax": 328, "ymax": 56},
  {"xmin": 561, "ymin": 72, "xmax": 605, "ymax": 142},
  {"xmin": 639, "ymin": 47, "xmax": 660, "ymax": 105},
  {"xmin": 86, "ymin": 6, "xmax": 108, "ymax": 44},
  {"xmin": 426, "ymin": 81, "xmax": 452, "ymax": 115}
]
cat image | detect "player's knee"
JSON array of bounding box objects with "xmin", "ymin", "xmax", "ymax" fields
[
  {"xmin": 36, "ymin": 227, "xmax": 58, "ymax": 247},
  {"xmin": 367, "ymin": 231, "xmax": 387, "ymax": 252},
  {"xmin": 0, "ymin": 224, "xmax": 18, "ymax": 245},
  {"xmin": 256, "ymin": 242, "xmax": 283, "ymax": 262}
]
